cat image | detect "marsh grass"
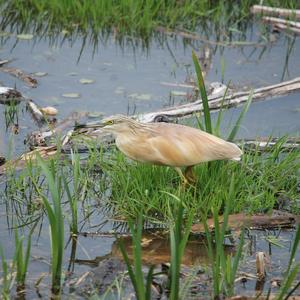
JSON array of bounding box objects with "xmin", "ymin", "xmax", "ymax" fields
[
  {"xmin": 0, "ymin": 246, "xmax": 16, "ymax": 300},
  {"xmin": 14, "ymin": 229, "xmax": 32, "ymax": 287},
  {"xmin": 31, "ymin": 155, "xmax": 65, "ymax": 294},
  {"xmin": 203, "ymin": 174, "xmax": 244, "ymax": 298},
  {"xmin": 0, "ymin": 0, "xmax": 298, "ymax": 46}
]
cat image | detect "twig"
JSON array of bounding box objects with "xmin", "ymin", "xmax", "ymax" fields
[
  {"xmin": 27, "ymin": 100, "xmax": 46, "ymax": 125},
  {"xmin": 262, "ymin": 16, "xmax": 300, "ymax": 29},
  {"xmin": 251, "ymin": 5, "xmax": 300, "ymax": 19},
  {"xmin": 274, "ymin": 23, "xmax": 300, "ymax": 35},
  {"xmin": 0, "ymin": 59, "xmax": 10, "ymax": 66}
]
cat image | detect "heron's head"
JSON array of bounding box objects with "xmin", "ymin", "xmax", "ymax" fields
[{"xmin": 100, "ymin": 115, "xmax": 139, "ymax": 134}]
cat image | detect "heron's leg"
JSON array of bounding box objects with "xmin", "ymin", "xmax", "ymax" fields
[
  {"xmin": 174, "ymin": 167, "xmax": 189, "ymax": 185},
  {"xmin": 184, "ymin": 166, "xmax": 196, "ymax": 184}
]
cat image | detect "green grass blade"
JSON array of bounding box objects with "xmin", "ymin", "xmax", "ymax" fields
[
  {"xmin": 227, "ymin": 91, "xmax": 253, "ymax": 141},
  {"xmin": 145, "ymin": 265, "xmax": 154, "ymax": 300},
  {"xmin": 215, "ymin": 81, "xmax": 231, "ymax": 136},
  {"xmin": 192, "ymin": 50, "xmax": 212, "ymax": 134}
]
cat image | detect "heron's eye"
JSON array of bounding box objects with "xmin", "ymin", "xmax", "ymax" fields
[{"xmin": 106, "ymin": 120, "xmax": 114, "ymax": 125}]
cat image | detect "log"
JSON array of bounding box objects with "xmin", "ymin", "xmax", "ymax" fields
[
  {"xmin": 191, "ymin": 210, "xmax": 299, "ymax": 233},
  {"xmin": 138, "ymin": 76, "xmax": 300, "ymax": 122},
  {"xmin": 251, "ymin": 5, "xmax": 300, "ymax": 19},
  {"xmin": 262, "ymin": 16, "xmax": 300, "ymax": 29},
  {"xmin": 273, "ymin": 23, "xmax": 300, "ymax": 35},
  {"xmin": 239, "ymin": 137, "xmax": 300, "ymax": 152}
]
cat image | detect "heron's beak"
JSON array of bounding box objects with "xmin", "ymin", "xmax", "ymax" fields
[{"xmin": 75, "ymin": 122, "xmax": 106, "ymax": 130}]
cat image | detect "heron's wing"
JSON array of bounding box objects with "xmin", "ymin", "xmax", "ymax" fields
[{"xmin": 145, "ymin": 123, "xmax": 241, "ymax": 166}]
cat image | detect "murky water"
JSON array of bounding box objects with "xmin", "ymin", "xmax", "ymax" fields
[{"xmin": 1, "ymin": 22, "xmax": 300, "ymax": 298}]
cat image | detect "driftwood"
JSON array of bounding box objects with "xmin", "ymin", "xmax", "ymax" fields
[
  {"xmin": 228, "ymin": 296, "xmax": 300, "ymax": 300},
  {"xmin": 239, "ymin": 137, "xmax": 300, "ymax": 152},
  {"xmin": 0, "ymin": 59, "xmax": 10, "ymax": 67},
  {"xmin": 191, "ymin": 210, "xmax": 299, "ymax": 234},
  {"xmin": 0, "ymin": 67, "xmax": 37, "ymax": 88},
  {"xmin": 27, "ymin": 100, "xmax": 46, "ymax": 125},
  {"xmin": 26, "ymin": 111, "xmax": 88, "ymax": 149},
  {"xmin": 0, "ymin": 86, "xmax": 23, "ymax": 104},
  {"xmin": 273, "ymin": 22, "xmax": 300, "ymax": 35},
  {"xmin": 0, "ymin": 146, "xmax": 58, "ymax": 175},
  {"xmin": 251, "ymin": 5, "xmax": 300, "ymax": 19},
  {"xmin": 138, "ymin": 77, "xmax": 300, "ymax": 123},
  {"xmin": 262, "ymin": 16, "xmax": 300, "ymax": 29}
]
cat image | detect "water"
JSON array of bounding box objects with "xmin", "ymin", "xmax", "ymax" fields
[{"xmin": 1, "ymin": 22, "xmax": 300, "ymax": 298}]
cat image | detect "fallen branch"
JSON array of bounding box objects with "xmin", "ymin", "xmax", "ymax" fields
[
  {"xmin": 138, "ymin": 76, "xmax": 300, "ymax": 122},
  {"xmin": 191, "ymin": 210, "xmax": 299, "ymax": 234},
  {"xmin": 0, "ymin": 146, "xmax": 58, "ymax": 175},
  {"xmin": 0, "ymin": 67, "xmax": 37, "ymax": 88},
  {"xmin": 273, "ymin": 22, "xmax": 300, "ymax": 35},
  {"xmin": 0, "ymin": 59, "xmax": 10, "ymax": 67},
  {"xmin": 238, "ymin": 137, "xmax": 300, "ymax": 152},
  {"xmin": 27, "ymin": 100, "xmax": 46, "ymax": 125},
  {"xmin": 251, "ymin": 5, "xmax": 300, "ymax": 19},
  {"xmin": 262, "ymin": 16, "xmax": 300, "ymax": 29}
]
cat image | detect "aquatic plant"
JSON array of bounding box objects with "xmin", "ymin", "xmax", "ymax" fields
[
  {"xmin": 118, "ymin": 215, "xmax": 155, "ymax": 300},
  {"xmin": 0, "ymin": 246, "xmax": 16, "ymax": 300},
  {"xmin": 166, "ymin": 193, "xmax": 194, "ymax": 300},
  {"xmin": 14, "ymin": 229, "xmax": 32, "ymax": 287},
  {"xmin": 276, "ymin": 223, "xmax": 300, "ymax": 299},
  {"xmin": 203, "ymin": 174, "xmax": 244, "ymax": 298},
  {"xmin": 31, "ymin": 156, "xmax": 64, "ymax": 294}
]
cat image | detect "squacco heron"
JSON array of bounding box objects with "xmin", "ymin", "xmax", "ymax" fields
[{"xmin": 80, "ymin": 115, "xmax": 242, "ymax": 184}]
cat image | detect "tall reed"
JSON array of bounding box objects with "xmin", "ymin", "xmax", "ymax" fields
[{"xmin": 31, "ymin": 156, "xmax": 64, "ymax": 294}]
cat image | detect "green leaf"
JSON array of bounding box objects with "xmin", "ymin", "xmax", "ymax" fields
[{"xmin": 192, "ymin": 50, "xmax": 212, "ymax": 134}]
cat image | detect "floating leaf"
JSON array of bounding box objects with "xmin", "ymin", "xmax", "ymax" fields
[
  {"xmin": 62, "ymin": 93, "xmax": 81, "ymax": 98},
  {"xmin": 129, "ymin": 93, "xmax": 152, "ymax": 101},
  {"xmin": 171, "ymin": 90, "xmax": 187, "ymax": 96},
  {"xmin": 16, "ymin": 34, "xmax": 34, "ymax": 40},
  {"xmin": 88, "ymin": 112, "xmax": 104, "ymax": 118},
  {"xmin": 115, "ymin": 87, "xmax": 125, "ymax": 95},
  {"xmin": 79, "ymin": 78, "xmax": 95, "ymax": 84},
  {"xmin": 33, "ymin": 72, "xmax": 48, "ymax": 77}
]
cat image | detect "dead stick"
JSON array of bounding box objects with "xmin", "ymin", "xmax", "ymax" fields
[
  {"xmin": 251, "ymin": 5, "xmax": 300, "ymax": 19},
  {"xmin": 274, "ymin": 23, "xmax": 300, "ymax": 35},
  {"xmin": 262, "ymin": 16, "xmax": 300, "ymax": 29},
  {"xmin": 139, "ymin": 76, "xmax": 300, "ymax": 122}
]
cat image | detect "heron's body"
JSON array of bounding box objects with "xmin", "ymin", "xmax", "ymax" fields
[
  {"xmin": 81, "ymin": 115, "xmax": 242, "ymax": 184},
  {"xmin": 115, "ymin": 122, "xmax": 241, "ymax": 167}
]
